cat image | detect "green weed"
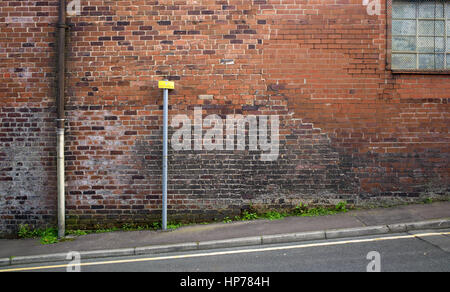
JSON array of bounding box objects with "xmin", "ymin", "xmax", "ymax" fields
[
  {"xmin": 39, "ymin": 228, "xmax": 58, "ymax": 245},
  {"xmin": 262, "ymin": 211, "xmax": 287, "ymax": 220},
  {"xmin": 19, "ymin": 201, "xmax": 350, "ymax": 244},
  {"xmin": 18, "ymin": 224, "xmax": 59, "ymax": 245}
]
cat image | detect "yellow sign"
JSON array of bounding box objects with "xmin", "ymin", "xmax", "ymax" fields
[{"xmin": 158, "ymin": 81, "xmax": 175, "ymax": 89}]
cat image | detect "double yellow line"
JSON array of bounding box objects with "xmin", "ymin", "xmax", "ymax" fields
[{"xmin": 1, "ymin": 231, "xmax": 448, "ymax": 272}]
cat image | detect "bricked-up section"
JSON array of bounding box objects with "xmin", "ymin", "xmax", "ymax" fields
[
  {"xmin": 0, "ymin": 1, "xmax": 59, "ymax": 236},
  {"xmin": 1, "ymin": 1, "xmax": 449, "ymax": 234},
  {"xmin": 0, "ymin": 108, "xmax": 57, "ymax": 235}
]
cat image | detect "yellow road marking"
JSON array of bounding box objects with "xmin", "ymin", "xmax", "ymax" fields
[{"xmin": 1, "ymin": 231, "xmax": 449, "ymax": 272}]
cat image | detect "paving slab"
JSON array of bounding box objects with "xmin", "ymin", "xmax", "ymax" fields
[{"xmin": 351, "ymin": 201, "xmax": 450, "ymax": 226}]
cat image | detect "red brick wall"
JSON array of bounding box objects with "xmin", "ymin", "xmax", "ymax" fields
[
  {"xmin": 0, "ymin": 0, "xmax": 58, "ymax": 235},
  {"xmin": 1, "ymin": 0, "xmax": 449, "ymax": 234}
]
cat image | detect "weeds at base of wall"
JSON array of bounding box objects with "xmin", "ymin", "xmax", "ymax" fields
[
  {"xmin": 17, "ymin": 221, "xmax": 185, "ymax": 245},
  {"xmin": 15, "ymin": 197, "xmax": 450, "ymax": 244},
  {"xmin": 224, "ymin": 201, "xmax": 350, "ymax": 223},
  {"xmin": 17, "ymin": 225, "xmax": 59, "ymax": 245},
  {"xmin": 16, "ymin": 201, "xmax": 350, "ymax": 245}
]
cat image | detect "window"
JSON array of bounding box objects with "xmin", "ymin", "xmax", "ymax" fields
[{"xmin": 390, "ymin": 0, "xmax": 450, "ymax": 71}]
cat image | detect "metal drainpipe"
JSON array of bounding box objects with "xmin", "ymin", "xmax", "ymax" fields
[{"xmin": 56, "ymin": 0, "xmax": 66, "ymax": 238}]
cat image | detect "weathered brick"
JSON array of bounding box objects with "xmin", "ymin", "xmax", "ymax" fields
[{"xmin": 1, "ymin": 0, "xmax": 449, "ymax": 236}]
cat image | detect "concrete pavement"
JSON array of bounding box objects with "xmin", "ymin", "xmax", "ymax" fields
[{"xmin": 0, "ymin": 201, "xmax": 449, "ymax": 267}]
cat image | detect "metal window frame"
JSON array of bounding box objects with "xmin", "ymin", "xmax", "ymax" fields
[{"xmin": 387, "ymin": 0, "xmax": 450, "ymax": 74}]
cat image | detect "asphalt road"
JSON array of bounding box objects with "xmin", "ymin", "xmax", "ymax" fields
[{"xmin": 1, "ymin": 229, "xmax": 449, "ymax": 273}]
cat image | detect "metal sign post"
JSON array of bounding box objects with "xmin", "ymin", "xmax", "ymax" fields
[{"xmin": 158, "ymin": 80, "xmax": 174, "ymax": 231}]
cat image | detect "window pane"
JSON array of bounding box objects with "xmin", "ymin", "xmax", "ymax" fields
[
  {"xmin": 418, "ymin": 37, "xmax": 435, "ymax": 52},
  {"xmin": 435, "ymin": 54, "xmax": 445, "ymax": 69},
  {"xmin": 393, "ymin": 20, "xmax": 417, "ymax": 35},
  {"xmin": 419, "ymin": 37, "xmax": 446, "ymax": 53},
  {"xmin": 447, "ymin": 54, "xmax": 450, "ymax": 68},
  {"xmin": 447, "ymin": 2, "xmax": 450, "ymax": 19},
  {"xmin": 418, "ymin": 20, "xmax": 434, "ymax": 35},
  {"xmin": 435, "ymin": 37, "xmax": 445, "ymax": 52},
  {"xmin": 435, "ymin": 21, "xmax": 444, "ymax": 36},
  {"xmin": 393, "ymin": 36, "xmax": 417, "ymax": 51},
  {"xmin": 393, "ymin": 2, "xmax": 417, "ymax": 18},
  {"xmin": 448, "ymin": 38, "xmax": 450, "ymax": 52},
  {"xmin": 418, "ymin": 54, "xmax": 435, "ymax": 69},
  {"xmin": 392, "ymin": 53, "xmax": 417, "ymax": 69},
  {"xmin": 435, "ymin": 2, "xmax": 444, "ymax": 18},
  {"xmin": 418, "ymin": 20, "xmax": 444, "ymax": 36},
  {"xmin": 419, "ymin": 1, "xmax": 444, "ymax": 18}
]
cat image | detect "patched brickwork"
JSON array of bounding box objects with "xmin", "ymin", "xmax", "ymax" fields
[
  {"xmin": 1, "ymin": 1, "xmax": 449, "ymax": 235},
  {"xmin": 0, "ymin": 0, "xmax": 58, "ymax": 236},
  {"xmin": 0, "ymin": 107, "xmax": 57, "ymax": 234}
]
